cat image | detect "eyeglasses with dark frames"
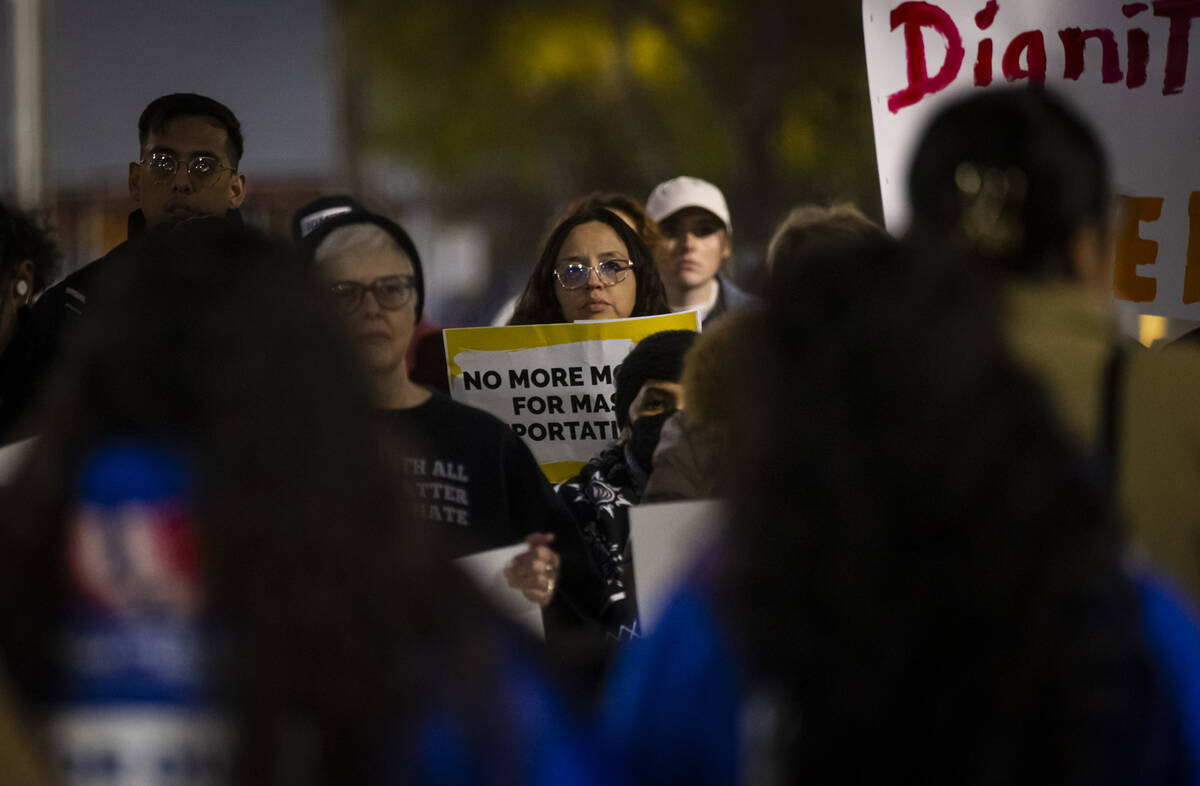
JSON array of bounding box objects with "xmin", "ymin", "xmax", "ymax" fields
[
  {"xmin": 554, "ymin": 259, "xmax": 635, "ymax": 290},
  {"xmin": 329, "ymin": 275, "xmax": 416, "ymax": 315},
  {"xmin": 139, "ymin": 151, "xmax": 237, "ymax": 189}
]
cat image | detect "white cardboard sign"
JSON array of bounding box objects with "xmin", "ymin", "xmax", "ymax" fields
[
  {"xmin": 628, "ymin": 499, "xmax": 723, "ymax": 635},
  {"xmin": 0, "ymin": 436, "xmax": 35, "ymax": 485},
  {"xmin": 455, "ymin": 543, "xmax": 545, "ymax": 638},
  {"xmin": 864, "ymin": 0, "xmax": 1200, "ymax": 317}
]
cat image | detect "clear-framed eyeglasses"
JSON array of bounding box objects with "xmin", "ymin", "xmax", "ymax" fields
[
  {"xmin": 329, "ymin": 275, "xmax": 416, "ymax": 315},
  {"xmin": 139, "ymin": 151, "xmax": 236, "ymax": 188},
  {"xmin": 554, "ymin": 259, "xmax": 634, "ymax": 290}
]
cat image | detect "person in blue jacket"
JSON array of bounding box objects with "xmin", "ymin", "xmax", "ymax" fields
[{"xmin": 603, "ymin": 236, "xmax": 1200, "ymax": 786}]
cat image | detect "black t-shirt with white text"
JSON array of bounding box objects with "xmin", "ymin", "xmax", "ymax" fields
[{"xmin": 379, "ymin": 393, "xmax": 572, "ymax": 556}]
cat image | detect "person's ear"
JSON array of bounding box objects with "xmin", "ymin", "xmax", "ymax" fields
[
  {"xmin": 228, "ymin": 172, "xmax": 247, "ymax": 210},
  {"xmin": 11, "ymin": 259, "xmax": 34, "ymax": 304},
  {"xmin": 129, "ymin": 161, "xmax": 143, "ymax": 205},
  {"xmin": 720, "ymin": 231, "xmax": 732, "ymax": 261}
]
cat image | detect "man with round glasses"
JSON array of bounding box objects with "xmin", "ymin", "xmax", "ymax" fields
[
  {"xmin": 304, "ymin": 205, "xmax": 573, "ymax": 565},
  {"xmin": 0, "ymin": 93, "xmax": 248, "ymax": 439},
  {"xmin": 646, "ymin": 176, "xmax": 757, "ymax": 326},
  {"xmin": 129, "ymin": 98, "xmax": 246, "ymax": 229}
]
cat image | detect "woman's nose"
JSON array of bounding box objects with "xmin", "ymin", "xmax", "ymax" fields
[{"xmin": 362, "ymin": 289, "xmax": 384, "ymax": 314}]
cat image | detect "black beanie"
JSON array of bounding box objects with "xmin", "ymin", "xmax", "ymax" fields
[
  {"xmin": 614, "ymin": 329, "xmax": 698, "ymax": 429},
  {"xmin": 292, "ymin": 196, "xmax": 425, "ymax": 322},
  {"xmin": 291, "ymin": 194, "xmax": 364, "ymax": 245}
]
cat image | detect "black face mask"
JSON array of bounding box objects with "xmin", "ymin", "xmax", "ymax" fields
[{"xmin": 628, "ymin": 411, "xmax": 674, "ymax": 475}]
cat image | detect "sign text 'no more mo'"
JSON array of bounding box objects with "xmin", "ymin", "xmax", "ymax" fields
[
  {"xmin": 864, "ymin": 0, "xmax": 1200, "ymax": 318},
  {"xmin": 444, "ymin": 312, "xmax": 702, "ymax": 483}
]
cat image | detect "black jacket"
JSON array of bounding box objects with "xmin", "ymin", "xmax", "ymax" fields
[
  {"xmin": 0, "ymin": 217, "xmax": 137, "ymax": 442},
  {"xmin": 0, "ymin": 209, "xmax": 241, "ymax": 442},
  {"xmin": 703, "ymin": 274, "xmax": 759, "ymax": 327}
]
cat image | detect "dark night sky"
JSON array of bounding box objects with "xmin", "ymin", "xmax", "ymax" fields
[{"xmin": 1, "ymin": 0, "xmax": 343, "ymax": 194}]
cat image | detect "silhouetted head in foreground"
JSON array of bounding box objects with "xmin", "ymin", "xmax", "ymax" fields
[
  {"xmin": 0, "ymin": 220, "xmax": 504, "ymax": 783},
  {"xmin": 907, "ymin": 87, "xmax": 1113, "ymax": 292},
  {"xmin": 723, "ymin": 235, "xmax": 1158, "ymax": 784}
]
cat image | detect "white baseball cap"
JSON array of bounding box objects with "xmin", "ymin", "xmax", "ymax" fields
[{"xmin": 646, "ymin": 176, "xmax": 731, "ymax": 231}]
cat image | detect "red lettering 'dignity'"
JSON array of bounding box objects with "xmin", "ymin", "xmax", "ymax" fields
[
  {"xmin": 975, "ymin": 0, "xmax": 999, "ymax": 28},
  {"xmin": 1003, "ymin": 30, "xmax": 1047, "ymax": 84},
  {"xmin": 1128, "ymin": 29, "xmax": 1151, "ymax": 86},
  {"xmin": 888, "ymin": 2, "xmax": 965, "ymax": 113},
  {"xmin": 1154, "ymin": 0, "xmax": 1200, "ymax": 94},
  {"xmin": 976, "ymin": 39, "xmax": 994, "ymax": 85},
  {"xmin": 1060, "ymin": 28, "xmax": 1123, "ymax": 82},
  {"xmin": 974, "ymin": 1, "xmax": 999, "ymax": 85}
]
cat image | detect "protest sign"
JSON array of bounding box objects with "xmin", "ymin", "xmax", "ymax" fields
[
  {"xmin": 0, "ymin": 436, "xmax": 34, "ymax": 485},
  {"xmin": 455, "ymin": 542, "xmax": 545, "ymax": 637},
  {"xmin": 628, "ymin": 499, "xmax": 723, "ymax": 635},
  {"xmin": 863, "ymin": 0, "xmax": 1200, "ymax": 318},
  {"xmin": 445, "ymin": 312, "xmax": 701, "ymax": 483}
]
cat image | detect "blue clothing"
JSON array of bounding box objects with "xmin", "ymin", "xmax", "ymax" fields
[
  {"xmin": 46, "ymin": 443, "xmax": 616, "ymax": 786},
  {"xmin": 600, "ymin": 586, "xmax": 740, "ymax": 786},
  {"xmin": 414, "ymin": 653, "xmax": 619, "ymax": 785},
  {"xmin": 602, "ymin": 575, "xmax": 1200, "ymax": 786},
  {"xmin": 1139, "ymin": 575, "xmax": 1200, "ymax": 784}
]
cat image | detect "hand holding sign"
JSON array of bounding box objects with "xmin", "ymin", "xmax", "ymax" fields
[{"xmin": 504, "ymin": 532, "xmax": 561, "ymax": 607}]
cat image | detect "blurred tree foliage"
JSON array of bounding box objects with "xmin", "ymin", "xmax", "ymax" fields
[{"xmin": 340, "ymin": 0, "xmax": 880, "ymax": 277}]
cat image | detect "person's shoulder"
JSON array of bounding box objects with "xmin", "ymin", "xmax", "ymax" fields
[
  {"xmin": 1131, "ymin": 572, "xmax": 1200, "ymax": 764},
  {"xmin": 421, "ymin": 391, "xmax": 514, "ymax": 433},
  {"xmin": 39, "ymin": 241, "xmax": 132, "ymax": 315},
  {"xmin": 716, "ymin": 275, "xmax": 759, "ymax": 311}
]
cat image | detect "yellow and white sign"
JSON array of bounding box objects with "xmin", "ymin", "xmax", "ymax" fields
[{"xmin": 445, "ymin": 312, "xmax": 701, "ymax": 482}]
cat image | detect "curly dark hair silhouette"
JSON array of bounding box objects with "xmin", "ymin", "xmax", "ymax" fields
[
  {"xmin": 0, "ymin": 220, "xmax": 517, "ymax": 784},
  {"xmin": 720, "ymin": 236, "xmax": 1161, "ymax": 785}
]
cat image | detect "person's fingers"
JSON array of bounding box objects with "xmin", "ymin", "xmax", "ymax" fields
[
  {"xmin": 520, "ymin": 589, "xmax": 551, "ymax": 606},
  {"xmin": 505, "ymin": 553, "xmax": 541, "ymax": 585},
  {"xmin": 518, "ymin": 573, "xmax": 557, "ymax": 607},
  {"xmin": 530, "ymin": 545, "xmax": 557, "ymax": 563},
  {"xmin": 508, "ymin": 549, "xmax": 558, "ymax": 575},
  {"xmin": 507, "ymin": 557, "xmax": 537, "ymax": 578},
  {"xmin": 524, "ymin": 531, "xmax": 555, "ymax": 547}
]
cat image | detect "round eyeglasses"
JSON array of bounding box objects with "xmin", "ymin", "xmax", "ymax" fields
[
  {"xmin": 330, "ymin": 275, "xmax": 416, "ymax": 315},
  {"xmin": 554, "ymin": 259, "xmax": 634, "ymax": 290},
  {"xmin": 139, "ymin": 151, "xmax": 236, "ymax": 188}
]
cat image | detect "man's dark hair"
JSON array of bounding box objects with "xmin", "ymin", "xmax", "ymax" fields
[{"xmin": 138, "ymin": 93, "xmax": 244, "ymax": 167}]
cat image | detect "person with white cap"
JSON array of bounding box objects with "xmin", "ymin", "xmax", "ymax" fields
[{"xmin": 646, "ymin": 176, "xmax": 757, "ymax": 326}]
